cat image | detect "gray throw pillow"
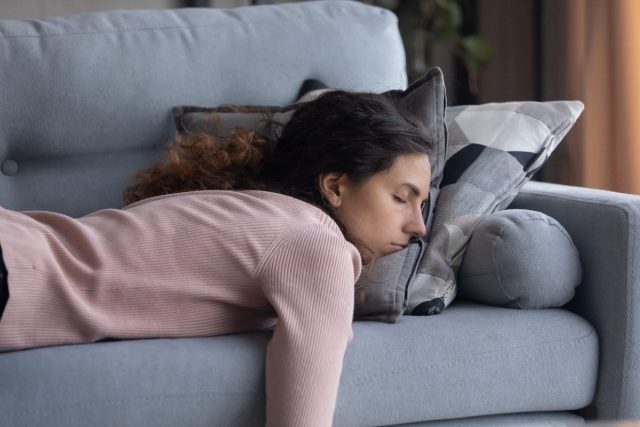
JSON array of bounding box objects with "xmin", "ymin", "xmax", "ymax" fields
[
  {"xmin": 171, "ymin": 68, "xmax": 448, "ymax": 323},
  {"xmin": 457, "ymin": 209, "xmax": 581, "ymax": 309},
  {"xmin": 406, "ymin": 100, "xmax": 584, "ymax": 315}
]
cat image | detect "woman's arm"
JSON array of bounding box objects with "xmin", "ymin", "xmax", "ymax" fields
[{"xmin": 257, "ymin": 224, "xmax": 361, "ymax": 427}]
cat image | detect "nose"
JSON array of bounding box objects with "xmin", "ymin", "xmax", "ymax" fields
[{"xmin": 405, "ymin": 205, "xmax": 427, "ymax": 239}]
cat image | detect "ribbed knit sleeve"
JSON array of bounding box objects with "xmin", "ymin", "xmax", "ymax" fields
[{"xmin": 256, "ymin": 223, "xmax": 361, "ymax": 427}]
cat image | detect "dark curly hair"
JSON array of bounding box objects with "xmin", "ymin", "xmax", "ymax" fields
[
  {"xmin": 123, "ymin": 90, "xmax": 433, "ymax": 263},
  {"xmin": 122, "ymin": 127, "xmax": 273, "ymax": 204}
]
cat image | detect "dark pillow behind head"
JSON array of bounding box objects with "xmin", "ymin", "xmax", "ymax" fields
[{"xmin": 458, "ymin": 209, "xmax": 582, "ymax": 309}]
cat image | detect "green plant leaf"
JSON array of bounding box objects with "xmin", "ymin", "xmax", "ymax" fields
[
  {"xmin": 432, "ymin": 26, "xmax": 461, "ymax": 43},
  {"xmin": 460, "ymin": 35, "xmax": 492, "ymax": 70},
  {"xmin": 438, "ymin": 0, "xmax": 462, "ymax": 29}
]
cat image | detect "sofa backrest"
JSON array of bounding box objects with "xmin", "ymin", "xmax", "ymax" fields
[{"xmin": 0, "ymin": 1, "xmax": 406, "ymax": 217}]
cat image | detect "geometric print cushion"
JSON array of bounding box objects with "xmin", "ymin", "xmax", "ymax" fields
[{"xmin": 406, "ymin": 100, "xmax": 585, "ymax": 316}]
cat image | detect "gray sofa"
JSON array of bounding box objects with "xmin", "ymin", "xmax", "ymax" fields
[{"xmin": 0, "ymin": 1, "xmax": 638, "ymax": 426}]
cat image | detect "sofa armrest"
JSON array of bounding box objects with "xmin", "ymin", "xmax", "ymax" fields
[{"xmin": 509, "ymin": 181, "xmax": 640, "ymax": 420}]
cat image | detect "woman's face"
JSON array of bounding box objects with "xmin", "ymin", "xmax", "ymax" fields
[{"xmin": 321, "ymin": 153, "xmax": 431, "ymax": 264}]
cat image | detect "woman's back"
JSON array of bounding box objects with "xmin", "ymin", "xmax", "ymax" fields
[{"xmin": 0, "ymin": 189, "xmax": 361, "ymax": 352}]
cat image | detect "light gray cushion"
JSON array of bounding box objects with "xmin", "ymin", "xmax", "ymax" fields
[
  {"xmin": 407, "ymin": 101, "xmax": 584, "ymax": 316},
  {"xmin": 458, "ymin": 209, "xmax": 581, "ymax": 309},
  {"xmin": 0, "ymin": 1, "xmax": 406, "ymax": 217},
  {"xmin": 0, "ymin": 301, "xmax": 598, "ymax": 427}
]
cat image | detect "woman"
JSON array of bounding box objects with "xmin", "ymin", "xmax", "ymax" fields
[{"xmin": 0, "ymin": 90, "xmax": 432, "ymax": 426}]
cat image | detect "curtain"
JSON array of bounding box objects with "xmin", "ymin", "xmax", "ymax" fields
[{"xmin": 548, "ymin": 0, "xmax": 640, "ymax": 194}]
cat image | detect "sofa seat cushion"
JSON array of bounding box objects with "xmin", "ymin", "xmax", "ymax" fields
[
  {"xmin": 337, "ymin": 301, "xmax": 598, "ymax": 426},
  {"xmin": 0, "ymin": 302, "xmax": 597, "ymax": 427}
]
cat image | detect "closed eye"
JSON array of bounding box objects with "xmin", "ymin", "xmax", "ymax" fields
[{"xmin": 393, "ymin": 195, "xmax": 408, "ymax": 204}]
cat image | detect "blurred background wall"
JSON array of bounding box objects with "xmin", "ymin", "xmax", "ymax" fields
[{"xmin": 2, "ymin": 0, "xmax": 639, "ymax": 194}]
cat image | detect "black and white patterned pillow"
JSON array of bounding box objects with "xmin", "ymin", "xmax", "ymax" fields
[{"xmin": 406, "ymin": 100, "xmax": 584, "ymax": 315}]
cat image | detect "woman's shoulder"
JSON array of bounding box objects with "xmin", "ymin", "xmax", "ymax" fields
[
  {"xmin": 255, "ymin": 220, "xmax": 363, "ymax": 285},
  {"xmin": 122, "ymin": 189, "xmax": 342, "ymax": 237},
  {"xmin": 123, "ymin": 189, "xmax": 302, "ymax": 209}
]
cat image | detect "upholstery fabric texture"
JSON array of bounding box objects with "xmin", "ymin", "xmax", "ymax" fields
[
  {"xmin": 0, "ymin": 301, "xmax": 598, "ymax": 427},
  {"xmin": 0, "ymin": 1, "xmax": 406, "ymax": 217},
  {"xmin": 511, "ymin": 181, "xmax": 640, "ymax": 419},
  {"xmin": 458, "ymin": 208, "xmax": 582, "ymax": 309},
  {"xmin": 172, "ymin": 68, "xmax": 448, "ymax": 323},
  {"xmin": 406, "ymin": 100, "xmax": 584, "ymax": 316}
]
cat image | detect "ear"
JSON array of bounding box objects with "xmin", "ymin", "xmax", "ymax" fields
[{"xmin": 318, "ymin": 172, "xmax": 348, "ymax": 208}]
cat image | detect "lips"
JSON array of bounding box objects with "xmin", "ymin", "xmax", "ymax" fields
[{"xmin": 390, "ymin": 243, "xmax": 408, "ymax": 251}]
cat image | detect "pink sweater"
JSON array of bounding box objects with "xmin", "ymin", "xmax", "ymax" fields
[{"xmin": 0, "ymin": 190, "xmax": 362, "ymax": 426}]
